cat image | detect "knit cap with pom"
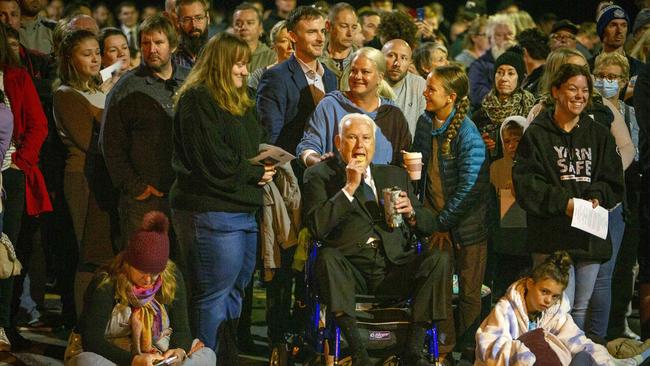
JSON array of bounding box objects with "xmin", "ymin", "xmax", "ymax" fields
[{"xmin": 124, "ymin": 211, "xmax": 170, "ymax": 274}]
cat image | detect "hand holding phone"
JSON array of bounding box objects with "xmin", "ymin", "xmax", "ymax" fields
[
  {"xmin": 153, "ymin": 356, "xmax": 177, "ymax": 366},
  {"xmin": 416, "ymin": 7, "xmax": 425, "ymax": 22}
]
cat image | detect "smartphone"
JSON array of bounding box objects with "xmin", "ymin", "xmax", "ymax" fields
[
  {"xmin": 153, "ymin": 356, "xmax": 178, "ymax": 366},
  {"xmin": 416, "ymin": 7, "xmax": 425, "ymax": 22}
]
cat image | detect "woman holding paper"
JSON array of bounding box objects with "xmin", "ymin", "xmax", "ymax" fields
[
  {"xmin": 53, "ymin": 29, "xmax": 120, "ymax": 315},
  {"xmin": 170, "ymin": 33, "xmax": 274, "ymax": 362},
  {"xmin": 98, "ymin": 27, "xmax": 131, "ymax": 75},
  {"xmin": 512, "ymin": 63, "xmax": 624, "ymax": 331}
]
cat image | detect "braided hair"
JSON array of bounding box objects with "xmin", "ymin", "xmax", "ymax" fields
[{"xmin": 430, "ymin": 64, "xmax": 470, "ymax": 156}]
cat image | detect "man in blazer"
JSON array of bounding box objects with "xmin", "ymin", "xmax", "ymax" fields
[
  {"xmin": 303, "ymin": 113, "xmax": 450, "ymax": 366},
  {"xmin": 256, "ymin": 5, "xmax": 338, "ymax": 158}
]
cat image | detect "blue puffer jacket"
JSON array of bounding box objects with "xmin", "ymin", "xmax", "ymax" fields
[{"xmin": 412, "ymin": 108, "xmax": 489, "ymax": 246}]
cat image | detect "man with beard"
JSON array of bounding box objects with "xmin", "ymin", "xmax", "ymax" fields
[
  {"xmin": 100, "ymin": 15, "xmax": 189, "ymax": 243},
  {"xmin": 467, "ymin": 13, "xmax": 515, "ymax": 111},
  {"xmin": 589, "ymin": 5, "xmax": 644, "ymax": 97},
  {"xmin": 382, "ymin": 38, "xmax": 426, "ymax": 139},
  {"xmin": 320, "ymin": 2, "xmax": 358, "ymax": 84},
  {"xmin": 233, "ymin": 2, "xmax": 275, "ymax": 74},
  {"xmin": 17, "ymin": 0, "xmax": 55, "ymax": 54},
  {"xmin": 172, "ymin": 0, "xmax": 209, "ymax": 69}
]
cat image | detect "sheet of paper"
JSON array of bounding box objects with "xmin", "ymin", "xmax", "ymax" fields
[
  {"xmin": 499, "ymin": 189, "xmax": 527, "ymax": 228},
  {"xmin": 570, "ymin": 198, "xmax": 609, "ymax": 239},
  {"xmin": 100, "ymin": 61, "xmax": 122, "ymax": 82},
  {"xmin": 248, "ymin": 144, "xmax": 295, "ymax": 167}
]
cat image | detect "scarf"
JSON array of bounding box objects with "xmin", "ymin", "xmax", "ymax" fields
[
  {"xmin": 128, "ymin": 276, "xmax": 169, "ymax": 354},
  {"xmin": 481, "ymin": 88, "xmax": 536, "ymax": 125}
]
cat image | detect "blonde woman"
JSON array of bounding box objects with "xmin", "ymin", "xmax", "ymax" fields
[
  {"xmin": 170, "ymin": 32, "xmax": 275, "ymax": 361},
  {"xmin": 297, "ymin": 47, "xmax": 411, "ymax": 168},
  {"xmin": 71, "ymin": 212, "xmax": 215, "ymax": 366}
]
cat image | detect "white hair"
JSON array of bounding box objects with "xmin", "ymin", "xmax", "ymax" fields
[
  {"xmin": 486, "ymin": 13, "xmax": 516, "ymax": 40},
  {"xmin": 338, "ymin": 113, "xmax": 377, "ymax": 137}
]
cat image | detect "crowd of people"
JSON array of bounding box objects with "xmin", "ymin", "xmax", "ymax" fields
[{"xmin": 0, "ymin": 0, "xmax": 648, "ymax": 365}]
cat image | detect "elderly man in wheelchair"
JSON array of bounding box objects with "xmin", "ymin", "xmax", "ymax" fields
[{"xmin": 302, "ymin": 113, "xmax": 451, "ymax": 366}]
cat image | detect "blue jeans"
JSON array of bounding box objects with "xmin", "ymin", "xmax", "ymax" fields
[
  {"xmin": 173, "ymin": 210, "xmax": 258, "ymax": 350},
  {"xmin": 532, "ymin": 253, "xmax": 600, "ymax": 330},
  {"xmin": 587, "ymin": 204, "xmax": 624, "ymax": 339}
]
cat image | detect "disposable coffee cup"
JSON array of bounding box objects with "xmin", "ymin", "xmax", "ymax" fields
[{"xmin": 403, "ymin": 151, "xmax": 423, "ymax": 180}]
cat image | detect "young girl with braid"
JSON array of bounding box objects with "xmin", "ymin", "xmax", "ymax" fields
[
  {"xmin": 476, "ymin": 251, "xmax": 645, "ymax": 366},
  {"xmin": 412, "ymin": 64, "xmax": 490, "ymax": 363}
]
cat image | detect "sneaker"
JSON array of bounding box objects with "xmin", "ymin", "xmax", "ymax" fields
[{"xmin": 0, "ymin": 327, "xmax": 10, "ymax": 352}]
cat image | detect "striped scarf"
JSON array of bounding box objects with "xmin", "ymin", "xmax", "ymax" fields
[{"xmin": 129, "ymin": 276, "xmax": 169, "ymax": 354}]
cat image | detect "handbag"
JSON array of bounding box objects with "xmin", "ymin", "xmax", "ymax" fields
[{"xmin": 0, "ymin": 233, "xmax": 21, "ymax": 279}]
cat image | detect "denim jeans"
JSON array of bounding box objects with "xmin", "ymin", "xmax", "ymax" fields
[
  {"xmin": 173, "ymin": 210, "xmax": 258, "ymax": 350},
  {"xmin": 532, "ymin": 253, "xmax": 600, "ymax": 330},
  {"xmin": 587, "ymin": 204, "xmax": 624, "ymax": 339}
]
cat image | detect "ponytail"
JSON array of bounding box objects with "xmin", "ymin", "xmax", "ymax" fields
[
  {"xmin": 377, "ymin": 78, "xmax": 397, "ymax": 100},
  {"xmin": 530, "ymin": 251, "xmax": 572, "ymax": 288}
]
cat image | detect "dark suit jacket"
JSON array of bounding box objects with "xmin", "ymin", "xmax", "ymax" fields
[
  {"xmin": 303, "ymin": 158, "xmax": 436, "ymax": 265},
  {"xmin": 256, "ymin": 54, "xmax": 338, "ymax": 155}
]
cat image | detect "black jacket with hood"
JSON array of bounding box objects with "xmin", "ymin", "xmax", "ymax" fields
[{"xmin": 512, "ymin": 108, "xmax": 624, "ymax": 261}]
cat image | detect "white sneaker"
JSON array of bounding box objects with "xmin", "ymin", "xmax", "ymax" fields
[{"xmin": 0, "ymin": 327, "xmax": 10, "ymax": 351}]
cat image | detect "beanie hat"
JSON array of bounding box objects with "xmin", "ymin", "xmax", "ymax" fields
[
  {"xmin": 124, "ymin": 211, "xmax": 170, "ymax": 274},
  {"xmin": 494, "ymin": 50, "xmax": 525, "ymax": 87},
  {"xmin": 633, "ymin": 8, "xmax": 650, "ymax": 35},
  {"xmin": 596, "ymin": 5, "xmax": 630, "ymax": 39}
]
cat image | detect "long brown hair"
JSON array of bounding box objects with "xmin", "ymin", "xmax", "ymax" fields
[
  {"xmin": 99, "ymin": 252, "xmax": 178, "ymax": 306},
  {"xmin": 176, "ymin": 32, "xmax": 253, "ymax": 116},
  {"xmin": 57, "ymin": 29, "xmax": 102, "ymax": 92},
  {"xmin": 430, "ymin": 64, "xmax": 470, "ymax": 156}
]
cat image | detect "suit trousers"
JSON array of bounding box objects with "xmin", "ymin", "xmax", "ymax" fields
[{"xmin": 315, "ymin": 245, "xmax": 450, "ymax": 323}]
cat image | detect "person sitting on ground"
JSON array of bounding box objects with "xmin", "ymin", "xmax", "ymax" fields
[
  {"xmin": 475, "ymin": 251, "xmax": 642, "ymax": 366},
  {"xmin": 71, "ymin": 211, "xmax": 216, "ymax": 366}
]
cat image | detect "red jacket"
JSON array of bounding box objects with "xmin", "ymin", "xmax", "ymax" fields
[{"xmin": 3, "ymin": 65, "xmax": 52, "ymax": 215}]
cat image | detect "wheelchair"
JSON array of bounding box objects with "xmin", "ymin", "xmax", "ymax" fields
[{"xmin": 301, "ymin": 241, "xmax": 441, "ymax": 366}]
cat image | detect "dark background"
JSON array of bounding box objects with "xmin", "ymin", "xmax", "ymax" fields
[{"xmin": 108, "ymin": 0, "xmax": 644, "ymax": 25}]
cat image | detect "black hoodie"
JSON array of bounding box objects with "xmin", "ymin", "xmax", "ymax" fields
[{"xmin": 513, "ymin": 108, "xmax": 624, "ymax": 261}]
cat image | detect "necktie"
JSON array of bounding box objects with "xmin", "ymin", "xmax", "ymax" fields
[
  {"xmin": 129, "ymin": 29, "xmax": 137, "ymax": 50},
  {"xmin": 360, "ymin": 181, "xmax": 382, "ymax": 221}
]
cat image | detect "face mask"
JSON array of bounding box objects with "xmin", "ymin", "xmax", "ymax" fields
[{"xmin": 594, "ymin": 77, "xmax": 620, "ymax": 98}]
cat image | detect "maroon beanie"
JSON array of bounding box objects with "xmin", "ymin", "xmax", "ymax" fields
[{"xmin": 124, "ymin": 211, "xmax": 170, "ymax": 274}]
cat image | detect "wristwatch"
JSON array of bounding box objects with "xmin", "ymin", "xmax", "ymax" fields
[{"xmin": 406, "ymin": 210, "xmax": 416, "ymax": 222}]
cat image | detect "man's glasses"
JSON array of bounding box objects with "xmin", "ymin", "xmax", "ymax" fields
[{"xmin": 181, "ymin": 14, "xmax": 207, "ymax": 25}]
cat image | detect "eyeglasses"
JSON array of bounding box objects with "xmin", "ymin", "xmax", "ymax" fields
[
  {"xmin": 595, "ymin": 73, "xmax": 622, "ymax": 81},
  {"xmin": 180, "ymin": 14, "xmax": 207, "ymax": 25},
  {"xmin": 551, "ymin": 33, "xmax": 576, "ymax": 41}
]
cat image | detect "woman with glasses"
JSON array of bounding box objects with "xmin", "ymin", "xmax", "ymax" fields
[
  {"xmin": 587, "ymin": 52, "xmax": 641, "ymax": 341},
  {"xmin": 454, "ymin": 16, "xmax": 489, "ymax": 69}
]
